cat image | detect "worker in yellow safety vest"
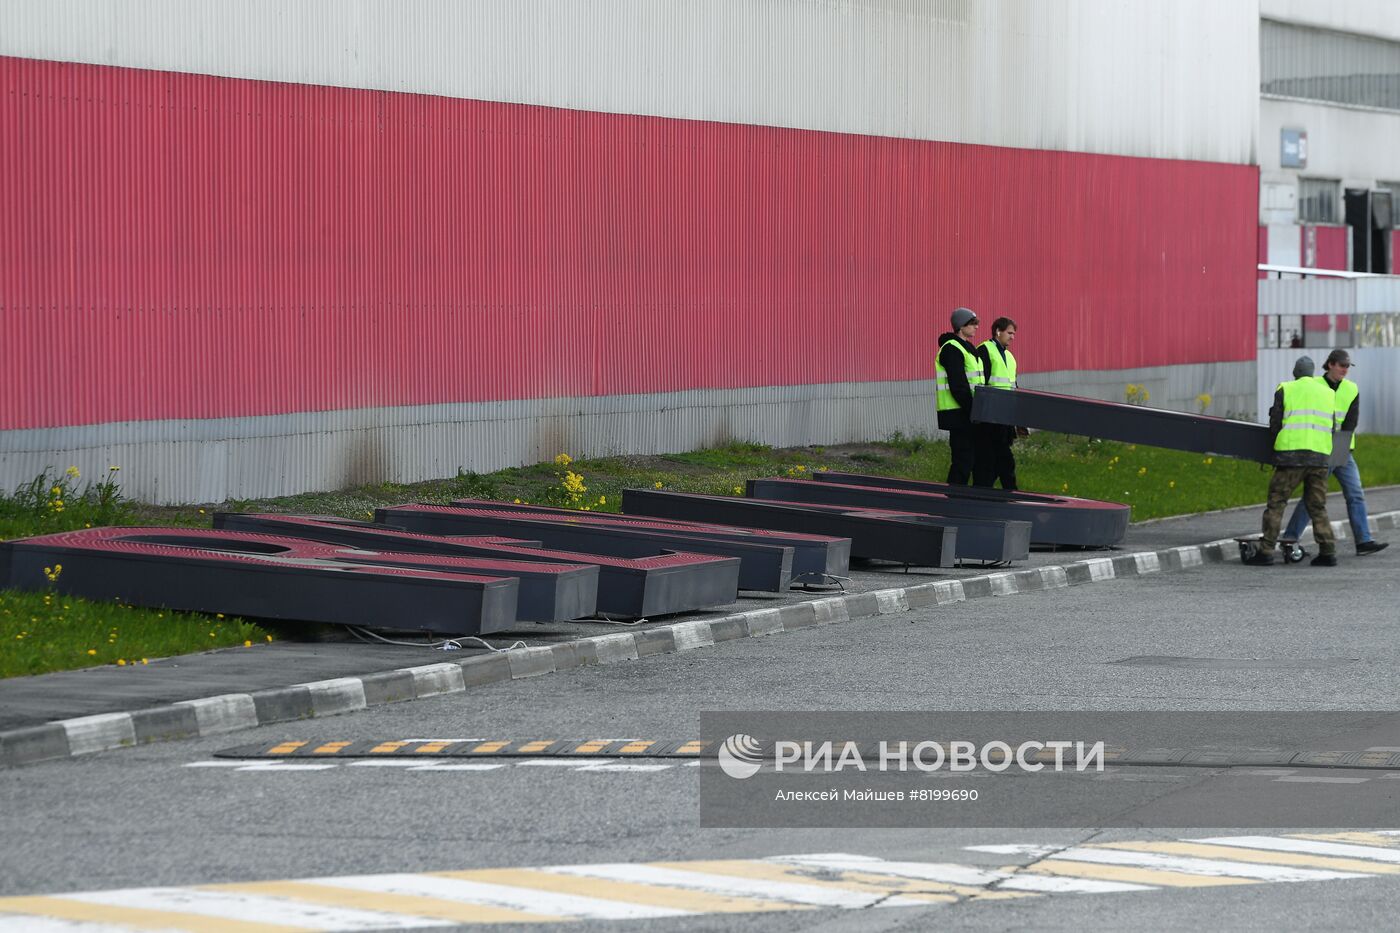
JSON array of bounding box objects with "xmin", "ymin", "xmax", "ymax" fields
[
  {"xmin": 935, "ymin": 307, "xmax": 983, "ymax": 484},
  {"xmin": 1244, "ymin": 355, "xmax": 1338, "ymax": 566},
  {"xmin": 974, "ymin": 317, "xmax": 1020, "ymax": 489},
  {"xmin": 1281, "ymin": 348, "xmax": 1388, "ymax": 556}
]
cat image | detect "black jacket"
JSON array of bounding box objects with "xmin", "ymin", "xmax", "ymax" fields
[
  {"xmin": 1267, "ymin": 386, "xmax": 1329, "ymax": 468},
  {"xmin": 936, "ymin": 332, "xmax": 981, "ymax": 431}
]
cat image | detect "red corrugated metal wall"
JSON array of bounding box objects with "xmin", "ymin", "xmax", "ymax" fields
[
  {"xmin": 1, "ymin": 57, "xmax": 1259, "ymax": 431},
  {"xmin": 1305, "ymin": 225, "xmax": 1349, "ymax": 271}
]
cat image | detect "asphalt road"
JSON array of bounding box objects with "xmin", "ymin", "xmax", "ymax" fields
[{"xmin": 2, "ymin": 539, "xmax": 1398, "ymax": 931}]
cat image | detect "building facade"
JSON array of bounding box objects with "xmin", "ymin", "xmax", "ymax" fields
[
  {"xmin": 1258, "ymin": 2, "xmax": 1400, "ymax": 279},
  {"xmin": 2, "ymin": 1, "xmax": 1260, "ymax": 502}
]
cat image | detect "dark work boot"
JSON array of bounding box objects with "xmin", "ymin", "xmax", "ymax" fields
[
  {"xmin": 1311, "ymin": 553, "xmax": 1338, "ymax": 567},
  {"xmin": 1357, "ymin": 541, "xmax": 1390, "ymax": 556},
  {"xmin": 1243, "ymin": 551, "xmax": 1275, "ymax": 566}
]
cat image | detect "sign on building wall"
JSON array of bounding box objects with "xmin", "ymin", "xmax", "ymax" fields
[{"xmin": 1281, "ymin": 128, "xmax": 1308, "ymax": 168}]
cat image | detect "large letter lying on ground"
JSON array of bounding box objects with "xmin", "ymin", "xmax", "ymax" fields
[
  {"xmin": 618, "ymin": 488, "xmax": 957, "ymax": 568},
  {"xmin": 0, "ymin": 527, "xmax": 520, "ymax": 635},
  {"xmin": 746, "ymin": 480, "xmax": 1038, "ymax": 557},
  {"xmin": 379, "ymin": 504, "xmax": 794, "ymax": 592},
  {"xmin": 808, "ymin": 471, "xmax": 1130, "ymax": 547},
  {"xmin": 452, "ymin": 499, "xmax": 852, "ymax": 580},
  {"xmin": 971, "ymin": 387, "xmax": 1351, "ymax": 467},
  {"xmin": 210, "ymin": 513, "xmax": 597, "ymax": 622},
  {"xmin": 212, "ymin": 513, "xmax": 736, "ymax": 618}
]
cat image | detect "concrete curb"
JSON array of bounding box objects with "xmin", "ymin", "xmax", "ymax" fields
[{"xmin": 4, "ymin": 510, "xmax": 1396, "ymax": 769}]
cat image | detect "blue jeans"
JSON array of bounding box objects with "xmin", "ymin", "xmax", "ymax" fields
[{"xmin": 1284, "ymin": 454, "xmax": 1373, "ymax": 544}]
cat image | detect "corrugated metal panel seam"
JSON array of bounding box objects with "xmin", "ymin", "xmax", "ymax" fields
[{"xmin": 2, "ymin": 55, "xmax": 1260, "ymax": 434}]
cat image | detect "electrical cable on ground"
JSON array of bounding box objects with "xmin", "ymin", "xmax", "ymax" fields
[{"xmin": 344, "ymin": 625, "xmax": 527, "ymax": 652}]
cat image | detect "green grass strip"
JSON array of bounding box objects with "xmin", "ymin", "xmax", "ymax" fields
[{"xmin": 3, "ymin": 433, "xmax": 1398, "ymax": 678}]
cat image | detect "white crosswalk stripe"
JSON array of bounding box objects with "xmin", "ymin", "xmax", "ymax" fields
[
  {"xmin": 547, "ymin": 862, "xmax": 924, "ymax": 908},
  {"xmin": 65, "ymin": 887, "xmax": 452, "ymax": 929},
  {"xmin": 310, "ymin": 873, "xmax": 691, "ymax": 920},
  {"xmin": 1041, "ymin": 846, "xmax": 1370, "ymax": 882},
  {"xmin": 1195, "ymin": 836, "xmax": 1400, "ymax": 864},
  {"xmin": 772, "ymin": 853, "xmax": 1152, "ymax": 893},
  {"xmin": 2, "ymin": 832, "xmax": 1398, "ymax": 931}
]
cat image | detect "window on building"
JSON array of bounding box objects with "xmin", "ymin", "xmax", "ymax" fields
[
  {"xmin": 1382, "ymin": 183, "xmax": 1400, "ymax": 227},
  {"xmin": 1262, "ymin": 20, "xmax": 1400, "ymax": 112},
  {"xmin": 1298, "ymin": 178, "xmax": 1339, "ymax": 223}
]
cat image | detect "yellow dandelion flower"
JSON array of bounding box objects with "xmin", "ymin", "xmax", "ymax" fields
[
  {"xmin": 733, "ymin": 486, "xmax": 743, "ymax": 495},
  {"xmin": 216, "ymin": 613, "xmax": 224, "ymax": 619},
  {"xmin": 244, "ymin": 640, "xmax": 252, "ymax": 648},
  {"xmin": 554, "ymin": 453, "xmax": 573, "ymax": 467},
  {"xmin": 86, "ymin": 649, "xmax": 96, "ymax": 656},
  {"xmin": 654, "ymin": 481, "xmax": 663, "ymax": 489},
  {"xmin": 1169, "ymin": 480, "xmax": 1176, "ymax": 488},
  {"xmin": 598, "ymin": 495, "xmax": 606, "ymax": 505},
  {"xmin": 513, "ymin": 498, "xmax": 522, "ymax": 504},
  {"xmin": 795, "ymin": 465, "xmax": 806, "ymax": 473},
  {"xmin": 65, "ymin": 466, "xmax": 80, "ymax": 478},
  {"xmin": 265, "ymin": 635, "xmax": 273, "ymax": 642},
  {"xmin": 1137, "ymin": 467, "xmax": 1147, "ymax": 476},
  {"xmin": 117, "ymin": 659, "xmax": 126, "ymax": 666},
  {"xmin": 198, "ymin": 508, "xmax": 206, "ymax": 514},
  {"xmin": 141, "ymin": 658, "xmax": 148, "ymax": 664}
]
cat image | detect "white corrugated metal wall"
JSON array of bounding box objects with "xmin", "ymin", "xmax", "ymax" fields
[{"xmin": 0, "ymin": 0, "xmax": 1257, "ymax": 161}]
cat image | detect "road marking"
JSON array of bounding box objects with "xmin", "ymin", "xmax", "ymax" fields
[
  {"xmin": 0, "ymin": 917, "xmax": 136, "ymax": 932},
  {"xmin": 772, "ymin": 854, "xmax": 1150, "ymax": 893},
  {"xmin": 1101, "ymin": 841, "xmax": 1400, "ymax": 875},
  {"xmin": 1291, "ymin": 831, "xmax": 1400, "ymax": 848},
  {"xmin": 6, "ymin": 834, "xmax": 1400, "ymax": 931},
  {"xmin": 1024, "ymin": 858, "xmax": 1253, "ymax": 888},
  {"xmin": 185, "ymin": 759, "xmax": 676, "ymax": 774},
  {"xmin": 0, "ymin": 896, "xmax": 302, "ymax": 932},
  {"xmin": 1196, "ymin": 836, "xmax": 1400, "ymax": 864},
  {"xmin": 965, "ymin": 845, "xmax": 1060, "ymax": 857},
  {"xmin": 1273, "ymin": 775, "xmax": 1369, "ymax": 784},
  {"xmin": 221, "ymin": 881, "xmax": 558, "ymax": 925},
  {"xmin": 72, "ymin": 887, "xmax": 445, "ymax": 929},
  {"xmin": 550, "ymin": 863, "xmax": 898, "ymax": 908},
  {"xmin": 1042, "ymin": 846, "xmax": 1368, "ymax": 882},
  {"xmin": 307, "ymin": 874, "xmax": 689, "ymax": 920},
  {"xmin": 463, "ymin": 869, "xmax": 796, "ymax": 915},
  {"xmin": 658, "ymin": 860, "xmax": 953, "ymax": 905}
]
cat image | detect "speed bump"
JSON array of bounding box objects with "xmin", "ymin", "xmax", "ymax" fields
[{"xmin": 216, "ymin": 739, "xmax": 720, "ymax": 759}]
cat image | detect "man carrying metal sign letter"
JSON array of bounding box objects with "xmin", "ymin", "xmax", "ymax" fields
[
  {"xmin": 1244, "ymin": 356, "xmax": 1337, "ymax": 567},
  {"xmin": 935, "ymin": 307, "xmax": 983, "ymax": 485},
  {"xmin": 1281, "ymin": 349, "xmax": 1389, "ymax": 557},
  {"xmin": 974, "ymin": 316, "xmax": 1020, "ymax": 489}
]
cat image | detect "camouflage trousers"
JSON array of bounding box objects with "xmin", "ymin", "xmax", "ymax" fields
[{"xmin": 1261, "ymin": 466, "xmax": 1335, "ymax": 555}]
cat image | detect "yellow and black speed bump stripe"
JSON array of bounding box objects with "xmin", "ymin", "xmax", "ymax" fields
[
  {"xmin": 215, "ymin": 740, "xmax": 1400, "ymax": 769},
  {"xmin": 214, "ymin": 739, "xmax": 722, "ymax": 759}
]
